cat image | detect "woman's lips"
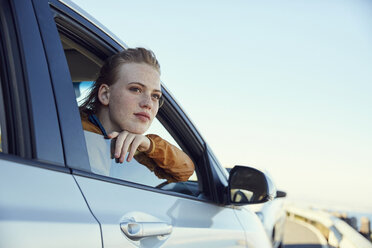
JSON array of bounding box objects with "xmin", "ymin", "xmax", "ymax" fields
[{"xmin": 134, "ymin": 112, "xmax": 151, "ymax": 122}]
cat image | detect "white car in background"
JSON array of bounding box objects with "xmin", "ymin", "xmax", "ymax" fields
[{"xmin": 250, "ymin": 190, "xmax": 287, "ymax": 248}]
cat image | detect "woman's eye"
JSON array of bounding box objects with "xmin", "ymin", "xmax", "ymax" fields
[
  {"xmin": 129, "ymin": 87, "xmax": 141, "ymax": 93},
  {"xmin": 152, "ymin": 94, "xmax": 161, "ymax": 100}
]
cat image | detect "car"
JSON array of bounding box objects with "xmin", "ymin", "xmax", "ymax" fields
[
  {"xmin": 227, "ymin": 167, "xmax": 287, "ymax": 248},
  {"xmin": 0, "ymin": 0, "xmax": 275, "ymax": 247}
]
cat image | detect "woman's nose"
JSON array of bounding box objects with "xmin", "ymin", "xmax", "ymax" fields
[{"xmin": 139, "ymin": 93, "xmax": 153, "ymax": 109}]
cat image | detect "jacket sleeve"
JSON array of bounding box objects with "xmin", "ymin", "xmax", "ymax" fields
[{"xmin": 134, "ymin": 134, "xmax": 195, "ymax": 183}]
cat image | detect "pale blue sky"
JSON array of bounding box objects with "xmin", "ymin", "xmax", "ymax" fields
[{"xmin": 73, "ymin": 0, "xmax": 372, "ymax": 212}]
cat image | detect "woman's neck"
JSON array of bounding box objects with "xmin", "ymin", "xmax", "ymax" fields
[{"xmin": 96, "ymin": 108, "xmax": 120, "ymax": 135}]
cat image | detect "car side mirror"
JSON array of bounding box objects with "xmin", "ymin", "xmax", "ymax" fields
[
  {"xmin": 276, "ymin": 190, "xmax": 287, "ymax": 198},
  {"xmin": 228, "ymin": 165, "xmax": 276, "ymax": 205}
]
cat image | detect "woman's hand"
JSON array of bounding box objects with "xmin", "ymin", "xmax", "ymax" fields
[{"xmin": 108, "ymin": 131, "xmax": 151, "ymax": 163}]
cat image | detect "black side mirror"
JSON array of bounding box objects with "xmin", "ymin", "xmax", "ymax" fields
[
  {"xmin": 276, "ymin": 190, "xmax": 287, "ymax": 198},
  {"xmin": 228, "ymin": 165, "xmax": 276, "ymax": 205}
]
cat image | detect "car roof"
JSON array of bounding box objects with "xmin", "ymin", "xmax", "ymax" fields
[{"xmin": 58, "ymin": 0, "xmax": 128, "ymax": 49}]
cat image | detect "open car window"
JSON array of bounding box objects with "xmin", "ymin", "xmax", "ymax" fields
[
  {"xmin": 75, "ymin": 80, "xmax": 198, "ymax": 195},
  {"xmin": 55, "ymin": 15, "xmax": 200, "ymax": 197}
]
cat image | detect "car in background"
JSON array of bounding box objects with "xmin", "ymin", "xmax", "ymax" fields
[
  {"xmin": 0, "ymin": 0, "xmax": 277, "ymax": 247},
  {"xmin": 251, "ymin": 190, "xmax": 287, "ymax": 248},
  {"xmin": 227, "ymin": 167, "xmax": 287, "ymax": 248}
]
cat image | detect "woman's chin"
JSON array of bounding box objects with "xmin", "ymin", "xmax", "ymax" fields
[
  {"xmin": 120, "ymin": 121, "xmax": 151, "ymax": 134},
  {"xmin": 124, "ymin": 126, "xmax": 148, "ymax": 135}
]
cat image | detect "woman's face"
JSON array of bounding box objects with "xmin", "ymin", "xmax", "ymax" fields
[{"xmin": 100, "ymin": 62, "xmax": 161, "ymax": 134}]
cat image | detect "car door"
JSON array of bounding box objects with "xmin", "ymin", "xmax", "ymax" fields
[
  {"xmin": 33, "ymin": 1, "xmax": 264, "ymax": 247},
  {"xmin": 0, "ymin": 0, "xmax": 101, "ymax": 247}
]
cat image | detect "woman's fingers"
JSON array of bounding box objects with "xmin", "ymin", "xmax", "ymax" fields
[
  {"xmin": 109, "ymin": 131, "xmax": 149, "ymax": 163},
  {"xmin": 109, "ymin": 131, "xmax": 121, "ymax": 158},
  {"xmin": 114, "ymin": 131, "xmax": 128, "ymax": 159},
  {"xmin": 107, "ymin": 131, "xmax": 120, "ymax": 139},
  {"xmin": 127, "ymin": 137, "xmax": 143, "ymax": 162},
  {"xmin": 120, "ymin": 134, "xmax": 136, "ymax": 163}
]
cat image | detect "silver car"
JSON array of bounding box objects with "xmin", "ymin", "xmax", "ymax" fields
[
  {"xmin": 0, "ymin": 0, "xmax": 275, "ymax": 247},
  {"xmin": 251, "ymin": 191, "xmax": 287, "ymax": 248}
]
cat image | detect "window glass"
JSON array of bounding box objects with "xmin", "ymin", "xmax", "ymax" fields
[
  {"xmin": 84, "ymin": 130, "xmax": 167, "ymax": 187},
  {"xmin": 58, "ymin": 30, "xmax": 198, "ymax": 196}
]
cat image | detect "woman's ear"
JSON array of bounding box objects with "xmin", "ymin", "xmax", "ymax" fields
[{"xmin": 98, "ymin": 84, "xmax": 110, "ymax": 106}]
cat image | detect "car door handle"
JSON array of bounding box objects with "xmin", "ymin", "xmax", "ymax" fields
[{"xmin": 120, "ymin": 220, "xmax": 172, "ymax": 240}]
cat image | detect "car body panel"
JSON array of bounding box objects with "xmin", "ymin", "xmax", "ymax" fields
[
  {"xmin": 0, "ymin": 158, "xmax": 101, "ymax": 248},
  {"xmin": 74, "ymin": 175, "xmax": 248, "ymax": 248}
]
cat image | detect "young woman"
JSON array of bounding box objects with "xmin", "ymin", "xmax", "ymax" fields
[{"xmin": 80, "ymin": 48, "xmax": 194, "ymax": 183}]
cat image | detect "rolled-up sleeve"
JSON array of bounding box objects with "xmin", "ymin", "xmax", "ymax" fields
[{"xmin": 142, "ymin": 134, "xmax": 195, "ymax": 182}]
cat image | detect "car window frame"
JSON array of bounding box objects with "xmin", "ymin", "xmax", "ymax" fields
[
  {"xmin": 32, "ymin": 0, "xmax": 116, "ymax": 171},
  {"xmin": 0, "ymin": 0, "xmax": 73, "ymax": 171},
  {"xmin": 0, "ymin": 0, "xmax": 33, "ymax": 158},
  {"xmin": 14, "ymin": 0, "xmax": 67, "ymax": 165},
  {"xmin": 0, "ymin": 28, "xmax": 8, "ymax": 154}
]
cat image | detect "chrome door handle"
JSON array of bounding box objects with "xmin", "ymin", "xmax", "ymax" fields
[{"xmin": 120, "ymin": 219, "xmax": 172, "ymax": 240}]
